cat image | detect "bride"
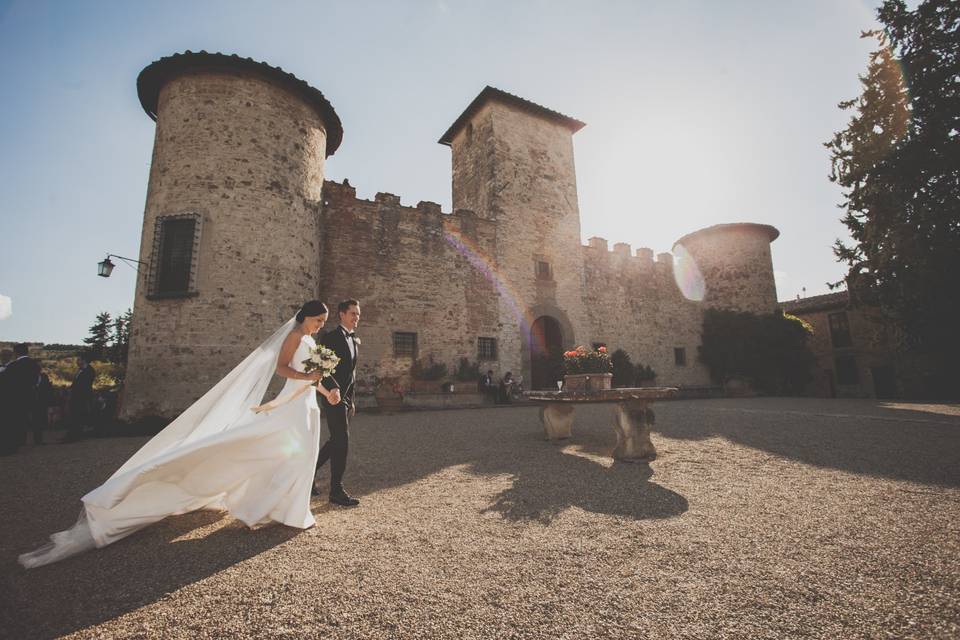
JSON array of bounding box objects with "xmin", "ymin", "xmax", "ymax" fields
[{"xmin": 18, "ymin": 300, "xmax": 341, "ymax": 569}]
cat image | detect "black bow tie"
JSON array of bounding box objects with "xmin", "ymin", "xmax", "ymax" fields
[{"xmin": 342, "ymin": 330, "xmax": 356, "ymax": 338}]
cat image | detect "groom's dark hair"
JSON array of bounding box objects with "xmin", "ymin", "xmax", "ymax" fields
[{"xmin": 338, "ymin": 299, "xmax": 359, "ymax": 314}]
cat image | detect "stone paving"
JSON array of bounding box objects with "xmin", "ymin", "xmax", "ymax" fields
[{"xmin": 1, "ymin": 398, "xmax": 958, "ymax": 639}]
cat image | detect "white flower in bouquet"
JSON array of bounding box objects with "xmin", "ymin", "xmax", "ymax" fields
[{"xmin": 302, "ymin": 344, "xmax": 339, "ymax": 382}]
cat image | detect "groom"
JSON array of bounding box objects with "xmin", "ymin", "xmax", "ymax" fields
[{"xmin": 314, "ymin": 299, "xmax": 361, "ymax": 506}]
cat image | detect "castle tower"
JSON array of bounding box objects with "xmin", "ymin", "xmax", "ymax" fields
[
  {"xmin": 672, "ymin": 223, "xmax": 780, "ymax": 315},
  {"xmin": 439, "ymin": 87, "xmax": 588, "ymax": 387},
  {"xmin": 121, "ymin": 51, "xmax": 342, "ymax": 419}
]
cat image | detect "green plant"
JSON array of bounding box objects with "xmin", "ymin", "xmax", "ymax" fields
[
  {"xmin": 453, "ymin": 357, "xmax": 480, "ymax": 381},
  {"xmin": 635, "ymin": 363, "xmax": 657, "ymax": 383},
  {"xmin": 411, "ymin": 355, "xmax": 448, "ymax": 381},
  {"xmin": 563, "ymin": 346, "xmax": 612, "ymax": 375},
  {"xmin": 610, "ymin": 349, "xmax": 634, "ymax": 387},
  {"xmin": 698, "ymin": 309, "xmax": 815, "ymax": 395}
]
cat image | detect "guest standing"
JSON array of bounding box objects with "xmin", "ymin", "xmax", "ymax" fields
[
  {"xmin": 1, "ymin": 344, "xmax": 41, "ymax": 454},
  {"xmin": 62, "ymin": 352, "xmax": 95, "ymax": 443}
]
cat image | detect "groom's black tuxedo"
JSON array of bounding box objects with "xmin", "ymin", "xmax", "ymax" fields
[
  {"xmin": 319, "ymin": 326, "xmax": 358, "ymax": 407},
  {"xmin": 315, "ymin": 325, "xmax": 359, "ymax": 494}
]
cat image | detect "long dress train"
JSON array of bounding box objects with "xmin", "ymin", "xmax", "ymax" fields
[{"xmin": 19, "ymin": 319, "xmax": 322, "ymax": 568}]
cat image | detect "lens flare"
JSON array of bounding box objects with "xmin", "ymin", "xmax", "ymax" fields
[
  {"xmin": 672, "ymin": 244, "xmax": 706, "ymax": 302},
  {"xmin": 443, "ymin": 227, "xmax": 533, "ymax": 343}
]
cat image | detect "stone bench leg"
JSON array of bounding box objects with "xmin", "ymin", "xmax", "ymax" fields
[
  {"xmin": 541, "ymin": 404, "xmax": 574, "ymax": 440},
  {"xmin": 612, "ymin": 400, "xmax": 656, "ymax": 462}
]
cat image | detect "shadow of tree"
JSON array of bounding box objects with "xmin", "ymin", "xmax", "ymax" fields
[{"xmin": 652, "ymin": 398, "xmax": 960, "ymax": 488}]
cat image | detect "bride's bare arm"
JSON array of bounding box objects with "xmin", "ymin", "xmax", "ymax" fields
[
  {"xmin": 275, "ymin": 333, "xmax": 338, "ymax": 402},
  {"xmin": 276, "ymin": 332, "xmax": 317, "ymax": 381}
]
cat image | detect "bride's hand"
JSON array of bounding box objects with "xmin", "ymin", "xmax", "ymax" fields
[{"xmin": 308, "ymin": 371, "xmax": 323, "ymax": 383}]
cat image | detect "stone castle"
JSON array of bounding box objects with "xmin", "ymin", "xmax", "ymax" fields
[{"xmin": 120, "ymin": 51, "xmax": 780, "ymax": 419}]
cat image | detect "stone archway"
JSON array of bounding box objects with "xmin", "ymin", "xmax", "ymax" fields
[{"xmin": 530, "ymin": 315, "xmax": 564, "ymax": 390}]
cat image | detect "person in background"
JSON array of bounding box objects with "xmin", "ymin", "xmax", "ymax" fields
[
  {"xmin": 62, "ymin": 352, "xmax": 95, "ymax": 443},
  {"xmin": 31, "ymin": 371, "xmax": 53, "ymax": 445},
  {"xmin": 498, "ymin": 371, "xmax": 515, "ymax": 405},
  {"xmin": 477, "ymin": 369, "xmax": 497, "ymax": 403},
  {"xmin": 1, "ymin": 343, "xmax": 41, "ymax": 454},
  {"xmin": 0, "ymin": 348, "xmax": 13, "ymax": 372}
]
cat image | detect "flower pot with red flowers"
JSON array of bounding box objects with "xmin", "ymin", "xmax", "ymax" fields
[{"xmin": 561, "ymin": 345, "xmax": 613, "ymax": 391}]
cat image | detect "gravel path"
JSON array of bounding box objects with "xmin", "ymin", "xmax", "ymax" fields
[{"xmin": 1, "ymin": 398, "xmax": 958, "ymax": 639}]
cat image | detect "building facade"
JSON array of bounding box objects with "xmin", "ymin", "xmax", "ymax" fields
[{"xmin": 121, "ymin": 52, "xmax": 781, "ymax": 419}]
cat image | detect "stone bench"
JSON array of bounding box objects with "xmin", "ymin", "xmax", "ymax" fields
[{"xmin": 524, "ymin": 387, "xmax": 679, "ymax": 462}]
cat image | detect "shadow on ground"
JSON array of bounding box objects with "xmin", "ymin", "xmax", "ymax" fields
[
  {"xmin": 650, "ymin": 397, "xmax": 960, "ymax": 487},
  {"xmin": 2, "ymin": 404, "xmax": 684, "ymax": 639}
]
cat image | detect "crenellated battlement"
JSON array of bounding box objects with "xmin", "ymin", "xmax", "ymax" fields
[
  {"xmin": 581, "ymin": 236, "xmax": 660, "ymax": 269},
  {"xmin": 321, "ymin": 179, "xmax": 488, "ymax": 231}
]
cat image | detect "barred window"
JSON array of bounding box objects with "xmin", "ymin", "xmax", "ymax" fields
[
  {"xmin": 535, "ymin": 260, "xmax": 552, "ymax": 280},
  {"xmin": 149, "ymin": 213, "xmax": 201, "ymax": 298},
  {"xmin": 674, "ymin": 347, "xmax": 686, "ymax": 366},
  {"xmin": 478, "ymin": 337, "xmax": 497, "ymax": 360},
  {"xmin": 393, "ymin": 332, "xmax": 418, "ymax": 358},
  {"xmin": 828, "ymin": 312, "xmax": 852, "ymax": 348}
]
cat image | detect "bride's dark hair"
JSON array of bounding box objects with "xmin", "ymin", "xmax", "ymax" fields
[{"xmin": 296, "ymin": 300, "xmax": 328, "ymax": 323}]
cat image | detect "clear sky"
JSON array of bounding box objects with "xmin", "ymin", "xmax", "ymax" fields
[{"xmin": 0, "ymin": 0, "xmax": 884, "ymax": 344}]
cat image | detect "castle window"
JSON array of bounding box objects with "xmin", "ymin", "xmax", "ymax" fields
[
  {"xmin": 477, "ymin": 337, "xmax": 497, "ymax": 361},
  {"xmin": 828, "ymin": 312, "xmax": 852, "ymax": 348},
  {"xmin": 674, "ymin": 347, "xmax": 686, "ymax": 366},
  {"xmin": 535, "ymin": 260, "xmax": 552, "ymax": 281},
  {"xmin": 148, "ymin": 213, "xmax": 202, "ymax": 299},
  {"xmin": 393, "ymin": 332, "xmax": 418, "ymax": 358},
  {"xmin": 835, "ymin": 354, "xmax": 859, "ymax": 385}
]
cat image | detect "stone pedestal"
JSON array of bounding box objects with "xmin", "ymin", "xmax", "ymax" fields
[
  {"xmin": 612, "ymin": 400, "xmax": 657, "ymax": 462},
  {"xmin": 541, "ymin": 404, "xmax": 575, "ymax": 440},
  {"xmin": 525, "ymin": 387, "xmax": 677, "ymax": 462}
]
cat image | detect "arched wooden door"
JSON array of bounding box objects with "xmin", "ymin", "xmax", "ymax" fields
[{"xmin": 530, "ymin": 315, "xmax": 563, "ymax": 390}]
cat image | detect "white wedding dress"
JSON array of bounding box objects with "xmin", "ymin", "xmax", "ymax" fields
[{"xmin": 19, "ymin": 318, "xmax": 322, "ymax": 569}]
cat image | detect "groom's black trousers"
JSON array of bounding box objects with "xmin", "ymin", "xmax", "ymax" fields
[{"xmin": 316, "ymin": 399, "xmax": 349, "ymax": 493}]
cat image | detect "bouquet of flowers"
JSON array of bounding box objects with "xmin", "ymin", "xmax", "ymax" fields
[
  {"xmin": 562, "ymin": 345, "xmax": 612, "ymax": 374},
  {"xmin": 303, "ymin": 344, "xmax": 340, "ymax": 382},
  {"xmin": 252, "ymin": 343, "xmax": 341, "ymax": 414}
]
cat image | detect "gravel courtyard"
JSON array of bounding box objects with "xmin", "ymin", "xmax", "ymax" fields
[{"xmin": 1, "ymin": 398, "xmax": 958, "ymax": 639}]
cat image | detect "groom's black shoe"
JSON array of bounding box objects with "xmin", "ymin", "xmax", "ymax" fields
[{"xmin": 329, "ymin": 490, "xmax": 360, "ymax": 507}]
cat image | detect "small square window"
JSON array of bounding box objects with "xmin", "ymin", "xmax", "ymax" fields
[
  {"xmin": 674, "ymin": 347, "xmax": 687, "ymax": 366},
  {"xmin": 478, "ymin": 337, "xmax": 497, "ymax": 360},
  {"xmin": 535, "ymin": 260, "xmax": 552, "ymax": 280},
  {"xmin": 393, "ymin": 332, "xmax": 417, "ymax": 358}
]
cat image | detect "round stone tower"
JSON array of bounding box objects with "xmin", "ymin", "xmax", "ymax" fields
[
  {"xmin": 121, "ymin": 51, "xmax": 342, "ymax": 420},
  {"xmin": 673, "ymin": 223, "xmax": 780, "ymax": 315}
]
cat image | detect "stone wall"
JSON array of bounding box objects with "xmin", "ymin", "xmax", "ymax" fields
[
  {"xmin": 317, "ymin": 180, "xmax": 501, "ymax": 388},
  {"xmin": 121, "ymin": 70, "xmax": 330, "ymax": 419},
  {"xmin": 580, "ymin": 241, "xmax": 712, "ymax": 387}
]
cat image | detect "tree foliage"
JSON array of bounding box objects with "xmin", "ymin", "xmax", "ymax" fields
[
  {"xmin": 83, "ymin": 311, "xmax": 112, "ymax": 359},
  {"xmin": 825, "ymin": 0, "xmax": 960, "ymax": 394},
  {"xmin": 699, "ymin": 309, "xmax": 816, "ymax": 395}
]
